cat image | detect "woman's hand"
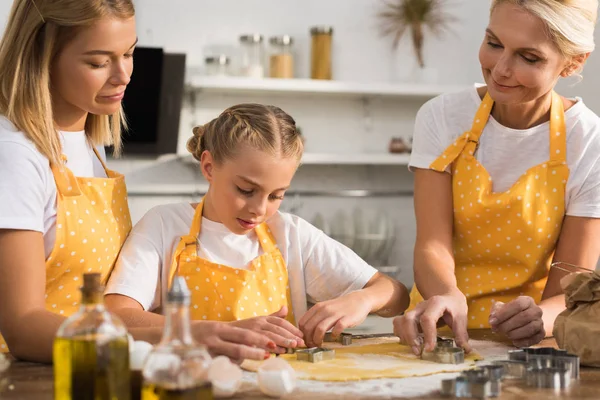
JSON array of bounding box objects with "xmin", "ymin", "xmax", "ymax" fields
[
  {"xmin": 229, "ymin": 306, "xmax": 305, "ymax": 353},
  {"xmin": 489, "ymin": 297, "xmax": 544, "ymax": 347},
  {"xmin": 191, "ymin": 320, "xmax": 277, "ymax": 363},
  {"xmin": 393, "ymin": 290, "xmax": 471, "ymax": 355}
]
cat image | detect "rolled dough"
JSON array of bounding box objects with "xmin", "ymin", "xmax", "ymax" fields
[{"xmin": 242, "ymin": 337, "xmax": 482, "ymax": 382}]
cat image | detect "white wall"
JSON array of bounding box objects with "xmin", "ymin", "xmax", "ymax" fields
[{"xmin": 1, "ymin": 0, "xmax": 599, "ymax": 281}]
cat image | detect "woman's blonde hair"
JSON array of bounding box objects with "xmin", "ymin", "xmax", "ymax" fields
[
  {"xmin": 187, "ymin": 104, "xmax": 304, "ymax": 165},
  {"xmin": 0, "ymin": 0, "xmax": 135, "ymax": 166},
  {"xmin": 491, "ymin": 1, "xmax": 598, "ymax": 71}
]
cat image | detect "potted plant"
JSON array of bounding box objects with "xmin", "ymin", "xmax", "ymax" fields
[{"xmin": 377, "ymin": 0, "xmax": 456, "ymax": 81}]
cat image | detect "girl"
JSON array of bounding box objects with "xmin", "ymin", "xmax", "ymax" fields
[
  {"xmin": 394, "ymin": 0, "xmax": 600, "ymax": 355},
  {"xmin": 105, "ymin": 104, "xmax": 410, "ymax": 352},
  {"xmin": 0, "ymin": 0, "xmax": 271, "ymax": 363}
]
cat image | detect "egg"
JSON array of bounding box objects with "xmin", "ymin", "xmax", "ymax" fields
[
  {"xmin": 207, "ymin": 356, "xmax": 243, "ymax": 398},
  {"xmin": 257, "ymin": 357, "xmax": 296, "ymax": 398},
  {"xmin": 129, "ymin": 340, "xmax": 154, "ymax": 371}
]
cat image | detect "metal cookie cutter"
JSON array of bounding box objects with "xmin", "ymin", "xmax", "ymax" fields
[
  {"xmin": 421, "ymin": 336, "xmax": 465, "ymax": 364},
  {"xmin": 508, "ymin": 347, "xmax": 580, "ymax": 380},
  {"xmin": 323, "ymin": 332, "xmax": 353, "ymax": 346},
  {"xmin": 526, "ymin": 366, "xmax": 572, "ymax": 390},
  {"xmin": 296, "ymin": 347, "xmax": 335, "ymax": 363},
  {"xmin": 440, "ymin": 365, "xmax": 504, "ymax": 398}
]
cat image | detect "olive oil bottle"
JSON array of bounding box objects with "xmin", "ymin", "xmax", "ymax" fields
[
  {"xmin": 53, "ymin": 273, "xmax": 131, "ymax": 400},
  {"xmin": 141, "ymin": 277, "xmax": 213, "ymax": 400}
]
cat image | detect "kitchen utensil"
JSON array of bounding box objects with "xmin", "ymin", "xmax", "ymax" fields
[
  {"xmin": 421, "ymin": 336, "xmax": 465, "ymax": 364},
  {"xmin": 441, "ymin": 365, "xmax": 504, "ymax": 398},
  {"xmin": 322, "ymin": 332, "xmax": 397, "ymax": 346},
  {"xmin": 296, "ymin": 347, "xmax": 335, "ymax": 363}
]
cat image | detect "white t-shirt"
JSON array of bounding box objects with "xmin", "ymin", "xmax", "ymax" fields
[
  {"xmin": 409, "ymin": 85, "xmax": 600, "ymax": 218},
  {"xmin": 105, "ymin": 203, "xmax": 378, "ymax": 320},
  {"xmin": 0, "ymin": 116, "xmax": 107, "ymax": 258}
]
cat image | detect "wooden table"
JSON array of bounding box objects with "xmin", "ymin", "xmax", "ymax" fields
[{"xmin": 2, "ymin": 332, "xmax": 600, "ymax": 399}]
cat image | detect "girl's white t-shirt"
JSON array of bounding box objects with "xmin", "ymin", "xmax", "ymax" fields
[{"xmin": 105, "ymin": 203, "xmax": 378, "ymax": 320}]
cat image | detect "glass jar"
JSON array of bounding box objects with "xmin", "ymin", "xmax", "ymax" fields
[
  {"xmin": 310, "ymin": 26, "xmax": 333, "ymax": 80},
  {"xmin": 205, "ymin": 55, "xmax": 230, "ymax": 77},
  {"xmin": 269, "ymin": 35, "xmax": 294, "ymax": 79},
  {"xmin": 239, "ymin": 34, "xmax": 265, "ymax": 78}
]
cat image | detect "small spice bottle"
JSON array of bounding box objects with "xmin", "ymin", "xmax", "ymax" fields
[
  {"xmin": 205, "ymin": 55, "xmax": 230, "ymax": 76},
  {"xmin": 310, "ymin": 26, "xmax": 333, "ymax": 80},
  {"xmin": 269, "ymin": 35, "xmax": 294, "ymax": 79},
  {"xmin": 239, "ymin": 34, "xmax": 265, "ymax": 78}
]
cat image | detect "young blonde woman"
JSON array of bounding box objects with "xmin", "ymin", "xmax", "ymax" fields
[
  {"xmin": 105, "ymin": 103, "xmax": 410, "ymax": 353},
  {"xmin": 0, "ymin": 0, "xmax": 273, "ymax": 363},
  {"xmin": 394, "ymin": 0, "xmax": 600, "ymax": 356}
]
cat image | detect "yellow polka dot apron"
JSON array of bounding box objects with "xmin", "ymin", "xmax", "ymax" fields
[
  {"xmin": 168, "ymin": 199, "xmax": 295, "ymax": 324},
  {"xmin": 408, "ymin": 91, "xmax": 569, "ymax": 329},
  {"xmin": 0, "ymin": 149, "xmax": 132, "ymax": 352}
]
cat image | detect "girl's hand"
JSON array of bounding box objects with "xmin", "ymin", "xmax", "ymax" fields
[
  {"xmin": 298, "ymin": 292, "xmax": 372, "ymax": 347},
  {"xmin": 229, "ymin": 306, "xmax": 305, "ymax": 353}
]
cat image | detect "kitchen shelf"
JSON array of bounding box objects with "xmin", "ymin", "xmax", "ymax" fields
[
  {"xmin": 181, "ymin": 153, "xmax": 411, "ymax": 166},
  {"xmin": 186, "ymin": 75, "xmax": 467, "ymax": 99},
  {"xmin": 126, "ymin": 185, "xmax": 413, "ymax": 198},
  {"xmin": 301, "ymin": 153, "xmax": 410, "ymax": 165}
]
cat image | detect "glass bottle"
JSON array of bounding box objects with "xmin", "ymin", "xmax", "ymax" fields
[
  {"xmin": 239, "ymin": 34, "xmax": 265, "ymax": 78},
  {"xmin": 269, "ymin": 35, "xmax": 294, "ymax": 79},
  {"xmin": 141, "ymin": 277, "xmax": 213, "ymax": 400},
  {"xmin": 53, "ymin": 273, "xmax": 131, "ymax": 400},
  {"xmin": 205, "ymin": 55, "xmax": 230, "ymax": 77},
  {"xmin": 310, "ymin": 26, "xmax": 333, "ymax": 80}
]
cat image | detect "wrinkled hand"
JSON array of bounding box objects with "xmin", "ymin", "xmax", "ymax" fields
[
  {"xmin": 393, "ymin": 291, "xmax": 471, "ymax": 355},
  {"xmin": 298, "ymin": 292, "xmax": 372, "ymax": 347},
  {"xmin": 191, "ymin": 320, "xmax": 275, "ymax": 363},
  {"xmin": 229, "ymin": 306, "xmax": 305, "ymax": 353},
  {"xmin": 489, "ymin": 297, "xmax": 544, "ymax": 348}
]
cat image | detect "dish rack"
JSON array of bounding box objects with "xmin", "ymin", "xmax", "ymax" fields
[{"xmin": 311, "ymin": 207, "xmax": 398, "ymax": 276}]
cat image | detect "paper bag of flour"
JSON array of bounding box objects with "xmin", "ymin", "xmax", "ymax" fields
[{"xmin": 553, "ymin": 270, "xmax": 600, "ymax": 367}]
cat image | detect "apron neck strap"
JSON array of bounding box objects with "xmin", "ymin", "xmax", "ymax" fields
[{"xmin": 549, "ymin": 91, "xmax": 567, "ymax": 164}]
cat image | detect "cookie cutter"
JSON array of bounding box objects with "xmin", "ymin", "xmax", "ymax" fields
[
  {"xmin": 421, "ymin": 336, "xmax": 465, "ymax": 364},
  {"xmin": 526, "ymin": 366, "xmax": 572, "ymax": 389},
  {"xmin": 323, "ymin": 332, "xmax": 397, "ymax": 346},
  {"xmin": 296, "ymin": 347, "xmax": 335, "ymax": 363},
  {"xmin": 323, "ymin": 332, "xmax": 353, "ymax": 345},
  {"xmin": 440, "ymin": 365, "xmax": 504, "ymax": 398},
  {"xmin": 491, "ymin": 359, "xmax": 528, "ymax": 380},
  {"xmin": 508, "ymin": 347, "xmax": 579, "ymax": 380}
]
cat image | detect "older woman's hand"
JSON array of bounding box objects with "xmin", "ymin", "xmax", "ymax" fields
[
  {"xmin": 393, "ymin": 290, "xmax": 471, "ymax": 355},
  {"xmin": 489, "ymin": 297, "xmax": 545, "ymax": 347}
]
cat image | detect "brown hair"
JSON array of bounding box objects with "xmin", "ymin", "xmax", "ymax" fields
[
  {"xmin": 0, "ymin": 0, "xmax": 135, "ymax": 166},
  {"xmin": 187, "ymin": 103, "xmax": 304, "ymax": 164}
]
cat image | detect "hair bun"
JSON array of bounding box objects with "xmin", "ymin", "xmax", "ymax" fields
[{"xmin": 187, "ymin": 125, "xmax": 206, "ymax": 162}]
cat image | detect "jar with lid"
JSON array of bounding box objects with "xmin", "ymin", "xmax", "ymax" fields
[
  {"xmin": 310, "ymin": 26, "xmax": 333, "ymax": 80},
  {"xmin": 205, "ymin": 55, "xmax": 230, "ymax": 77},
  {"xmin": 269, "ymin": 35, "xmax": 294, "ymax": 79},
  {"xmin": 239, "ymin": 34, "xmax": 265, "ymax": 78}
]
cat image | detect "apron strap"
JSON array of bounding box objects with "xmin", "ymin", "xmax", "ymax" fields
[
  {"xmin": 429, "ymin": 92, "xmax": 495, "ymax": 172},
  {"xmin": 255, "ymin": 223, "xmax": 278, "ymax": 253},
  {"xmin": 92, "ymin": 146, "xmax": 112, "ymax": 177},
  {"xmin": 168, "ymin": 201, "xmax": 204, "ymax": 289},
  {"xmin": 50, "ymin": 155, "xmax": 82, "ymax": 197},
  {"xmin": 549, "ymin": 91, "xmax": 567, "ymax": 164}
]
